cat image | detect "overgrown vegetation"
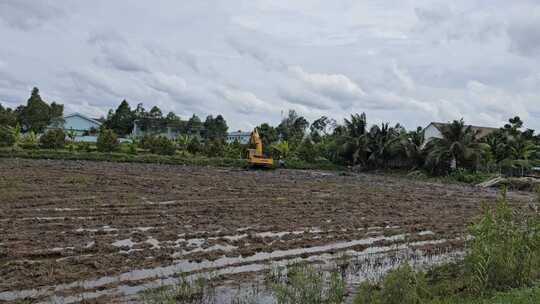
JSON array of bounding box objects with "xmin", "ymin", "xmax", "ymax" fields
[
  {"xmin": 267, "ymin": 263, "xmax": 346, "ymax": 304},
  {"xmin": 354, "ymin": 188, "xmax": 540, "ymax": 303}
]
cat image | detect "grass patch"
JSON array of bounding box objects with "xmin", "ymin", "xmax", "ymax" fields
[{"xmin": 267, "ymin": 263, "xmax": 346, "ymax": 304}]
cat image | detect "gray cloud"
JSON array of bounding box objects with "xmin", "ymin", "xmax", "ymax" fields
[
  {"xmin": 1, "ymin": 1, "xmax": 540, "ymax": 130},
  {"xmin": 0, "ymin": 0, "xmax": 64, "ymax": 30}
]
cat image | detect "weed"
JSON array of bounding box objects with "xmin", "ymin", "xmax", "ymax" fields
[
  {"xmin": 267, "ymin": 263, "xmax": 346, "ymax": 304},
  {"xmin": 141, "ymin": 276, "xmax": 215, "ymax": 304},
  {"xmin": 354, "ymin": 264, "xmax": 429, "ymax": 304},
  {"xmin": 465, "ymin": 188, "xmax": 540, "ymax": 294}
]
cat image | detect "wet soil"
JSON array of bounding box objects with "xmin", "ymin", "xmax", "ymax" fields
[{"xmin": 0, "ymin": 158, "xmax": 533, "ymax": 303}]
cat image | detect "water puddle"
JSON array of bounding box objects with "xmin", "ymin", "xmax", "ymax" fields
[{"xmin": 0, "ymin": 231, "xmax": 448, "ymax": 303}]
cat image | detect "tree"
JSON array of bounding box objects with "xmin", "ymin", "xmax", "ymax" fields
[
  {"xmin": 425, "ymin": 119, "xmax": 488, "ymax": 174},
  {"xmin": 18, "ymin": 87, "xmax": 61, "ymax": 133},
  {"xmin": 49, "ymin": 102, "xmax": 65, "ymax": 128},
  {"xmin": 257, "ymin": 123, "xmax": 278, "ymax": 155},
  {"xmin": 0, "ymin": 126, "xmax": 16, "ymax": 147},
  {"xmin": 277, "ymin": 110, "xmax": 309, "ymax": 146},
  {"xmin": 186, "ymin": 114, "xmax": 203, "ymax": 136},
  {"xmin": 187, "ymin": 136, "xmax": 202, "ymax": 154},
  {"xmin": 104, "ymin": 100, "xmax": 135, "ymax": 136},
  {"xmin": 203, "ymin": 114, "xmax": 228, "ymax": 141},
  {"xmin": 310, "ymin": 116, "xmax": 336, "ymax": 143},
  {"xmin": 296, "ymin": 138, "xmax": 317, "ymax": 162},
  {"xmin": 0, "ymin": 103, "xmax": 18, "ymax": 127},
  {"xmin": 272, "ymin": 141, "xmax": 291, "ymax": 159},
  {"xmin": 339, "ymin": 113, "xmax": 370, "ymax": 166},
  {"xmin": 400, "ymin": 127, "xmax": 426, "ymax": 169},
  {"xmin": 97, "ymin": 128, "xmax": 119, "ymax": 152},
  {"xmin": 366, "ymin": 123, "xmax": 402, "ymax": 168}
]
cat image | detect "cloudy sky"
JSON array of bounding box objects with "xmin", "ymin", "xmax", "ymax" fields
[{"xmin": 1, "ymin": 0, "xmax": 539, "ymax": 131}]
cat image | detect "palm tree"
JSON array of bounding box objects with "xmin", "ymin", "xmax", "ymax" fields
[
  {"xmin": 366, "ymin": 123, "xmax": 402, "ymax": 168},
  {"xmin": 400, "ymin": 127, "xmax": 426, "ymax": 169},
  {"xmin": 425, "ymin": 119, "xmax": 489, "ymax": 174},
  {"xmin": 340, "ymin": 113, "xmax": 370, "ymax": 166}
]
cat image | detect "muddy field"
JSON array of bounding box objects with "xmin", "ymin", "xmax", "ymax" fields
[{"xmin": 0, "ymin": 158, "xmax": 534, "ymax": 303}]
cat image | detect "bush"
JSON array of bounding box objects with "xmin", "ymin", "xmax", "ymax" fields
[
  {"xmin": 187, "ymin": 137, "xmax": 202, "ymax": 154},
  {"xmin": 39, "ymin": 129, "xmax": 66, "ymax": 149},
  {"xmin": 19, "ymin": 132, "xmax": 38, "ymax": 149},
  {"xmin": 465, "ymin": 188, "xmax": 540, "ymax": 294},
  {"xmin": 150, "ymin": 136, "xmax": 176, "ymax": 155},
  {"xmin": 0, "ymin": 126, "xmax": 16, "ymax": 147},
  {"xmin": 296, "ymin": 139, "xmax": 317, "ymax": 163},
  {"xmin": 97, "ymin": 128, "xmax": 119, "ymax": 152},
  {"xmin": 203, "ymin": 139, "xmax": 225, "ymax": 157},
  {"xmin": 354, "ymin": 264, "xmax": 429, "ymax": 304}
]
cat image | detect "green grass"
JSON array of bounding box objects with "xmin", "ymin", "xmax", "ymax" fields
[{"xmin": 430, "ymin": 285, "xmax": 540, "ymax": 304}]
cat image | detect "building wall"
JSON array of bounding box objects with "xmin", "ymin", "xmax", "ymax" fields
[
  {"xmin": 424, "ymin": 124, "xmax": 442, "ymax": 140},
  {"xmin": 64, "ymin": 115, "xmax": 100, "ymax": 134},
  {"xmin": 226, "ymin": 135, "xmax": 250, "ymax": 144}
]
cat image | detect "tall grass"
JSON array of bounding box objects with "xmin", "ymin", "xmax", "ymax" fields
[
  {"xmin": 465, "ymin": 187, "xmax": 540, "ymax": 294},
  {"xmin": 354, "ymin": 187, "xmax": 540, "ymax": 303},
  {"xmin": 267, "ymin": 263, "xmax": 346, "ymax": 304},
  {"xmin": 141, "ymin": 276, "xmax": 215, "ymax": 304}
]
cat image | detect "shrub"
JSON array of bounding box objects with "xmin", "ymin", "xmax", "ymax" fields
[
  {"xmin": 39, "ymin": 129, "xmax": 66, "ymax": 149},
  {"xmin": 354, "ymin": 264, "xmax": 429, "ymax": 304},
  {"xmin": 465, "ymin": 188, "xmax": 540, "ymax": 295},
  {"xmin": 19, "ymin": 132, "xmax": 38, "ymax": 149},
  {"xmin": 187, "ymin": 137, "xmax": 202, "ymax": 154},
  {"xmin": 76, "ymin": 142, "xmax": 93, "ymax": 152},
  {"xmin": 97, "ymin": 128, "xmax": 119, "ymax": 152},
  {"xmin": 296, "ymin": 139, "xmax": 317, "ymax": 163},
  {"xmin": 149, "ymin": 136, "xmax": 176, "ymax": 155},
  {"xmin": 203, "ymin": 139, "xmax": 225, "ymax": 157},
  {"xmin": 0, "ymin": 126, "xmax": 16, "ymax": 147}
]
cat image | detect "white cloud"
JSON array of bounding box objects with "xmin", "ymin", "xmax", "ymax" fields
[{"xmin": 289, "ymin": 66, "xmax": 366, "ymax": 101}]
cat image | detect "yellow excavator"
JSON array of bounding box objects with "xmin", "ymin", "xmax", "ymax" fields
[{"xmin": 247, "ymin": 128, "xmax": 274, "ymax": 168}]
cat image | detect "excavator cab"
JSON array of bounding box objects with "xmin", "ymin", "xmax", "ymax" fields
[{"xmin": 247, "ymin": 128, "xmax": 274, "ymax": 168}]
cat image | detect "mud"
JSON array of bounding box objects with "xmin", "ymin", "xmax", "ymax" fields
[{"xmin": 0, "ymin": 158, "xmax": 533, "ymax": 303}]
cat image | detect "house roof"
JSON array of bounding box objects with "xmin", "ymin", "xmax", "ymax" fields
[
  {"xmin": 427, "ymin": 122, "xmax": 498, "ymax": 138},
  {"xmin": 64, "ymin": 113, "xmax": 102, "ymax": 126},
  {"xmin": 228, "ymin": 131, "xmax": 251, "ymax": 137}
]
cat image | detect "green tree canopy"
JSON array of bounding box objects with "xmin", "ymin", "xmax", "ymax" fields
[
  {"xmin": 17, "ymin": 87, "xmax": 63, "ymax": 133},
  {"xmin": 104, "ymin": 100, "xmax": 135, "ymax": 136},
  {"xmin": 203, "ymin": 114, "xmax": 228, "ymax": 141},
  {"xmin": 0, "ymin": 103, "xmax": 18, "ymax": 127}
]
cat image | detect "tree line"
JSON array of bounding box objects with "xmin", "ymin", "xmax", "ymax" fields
[{"xmin": 1, "ymin": 87, "xmax": 539, "ymax": 176}]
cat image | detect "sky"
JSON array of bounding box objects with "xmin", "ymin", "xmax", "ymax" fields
[{"xmin": 0, "ymin": 0, "xmax": 539, "ymax": 131}]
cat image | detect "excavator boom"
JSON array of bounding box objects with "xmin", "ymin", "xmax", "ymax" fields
[{"xmin": 248, "ymin": 129, "xmax": 274, "ymax": 168}]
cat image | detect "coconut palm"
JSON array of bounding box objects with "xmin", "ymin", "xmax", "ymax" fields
[
  {"xmin": 340, "ymin": 113, "xmax": 370, "ymax": 166},
  {"xmin": 425, "ymin": 119, "xmax": 489, "ymax": 174},
  {"xmin": 400, "ymin": 127, "xmax": 426, "ymax": 169},
  {"xmin": 366, "ymin": 123, "xmax": 402, "ymax": 168}
]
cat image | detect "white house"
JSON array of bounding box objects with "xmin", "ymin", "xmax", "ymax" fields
[
  {"xmin": 424, "ymin": 122, "xmax": 497, "ymax": 142},
  {"xmin": 226, "ymin": 131, "xmax": 251, "ymax": 144}
]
